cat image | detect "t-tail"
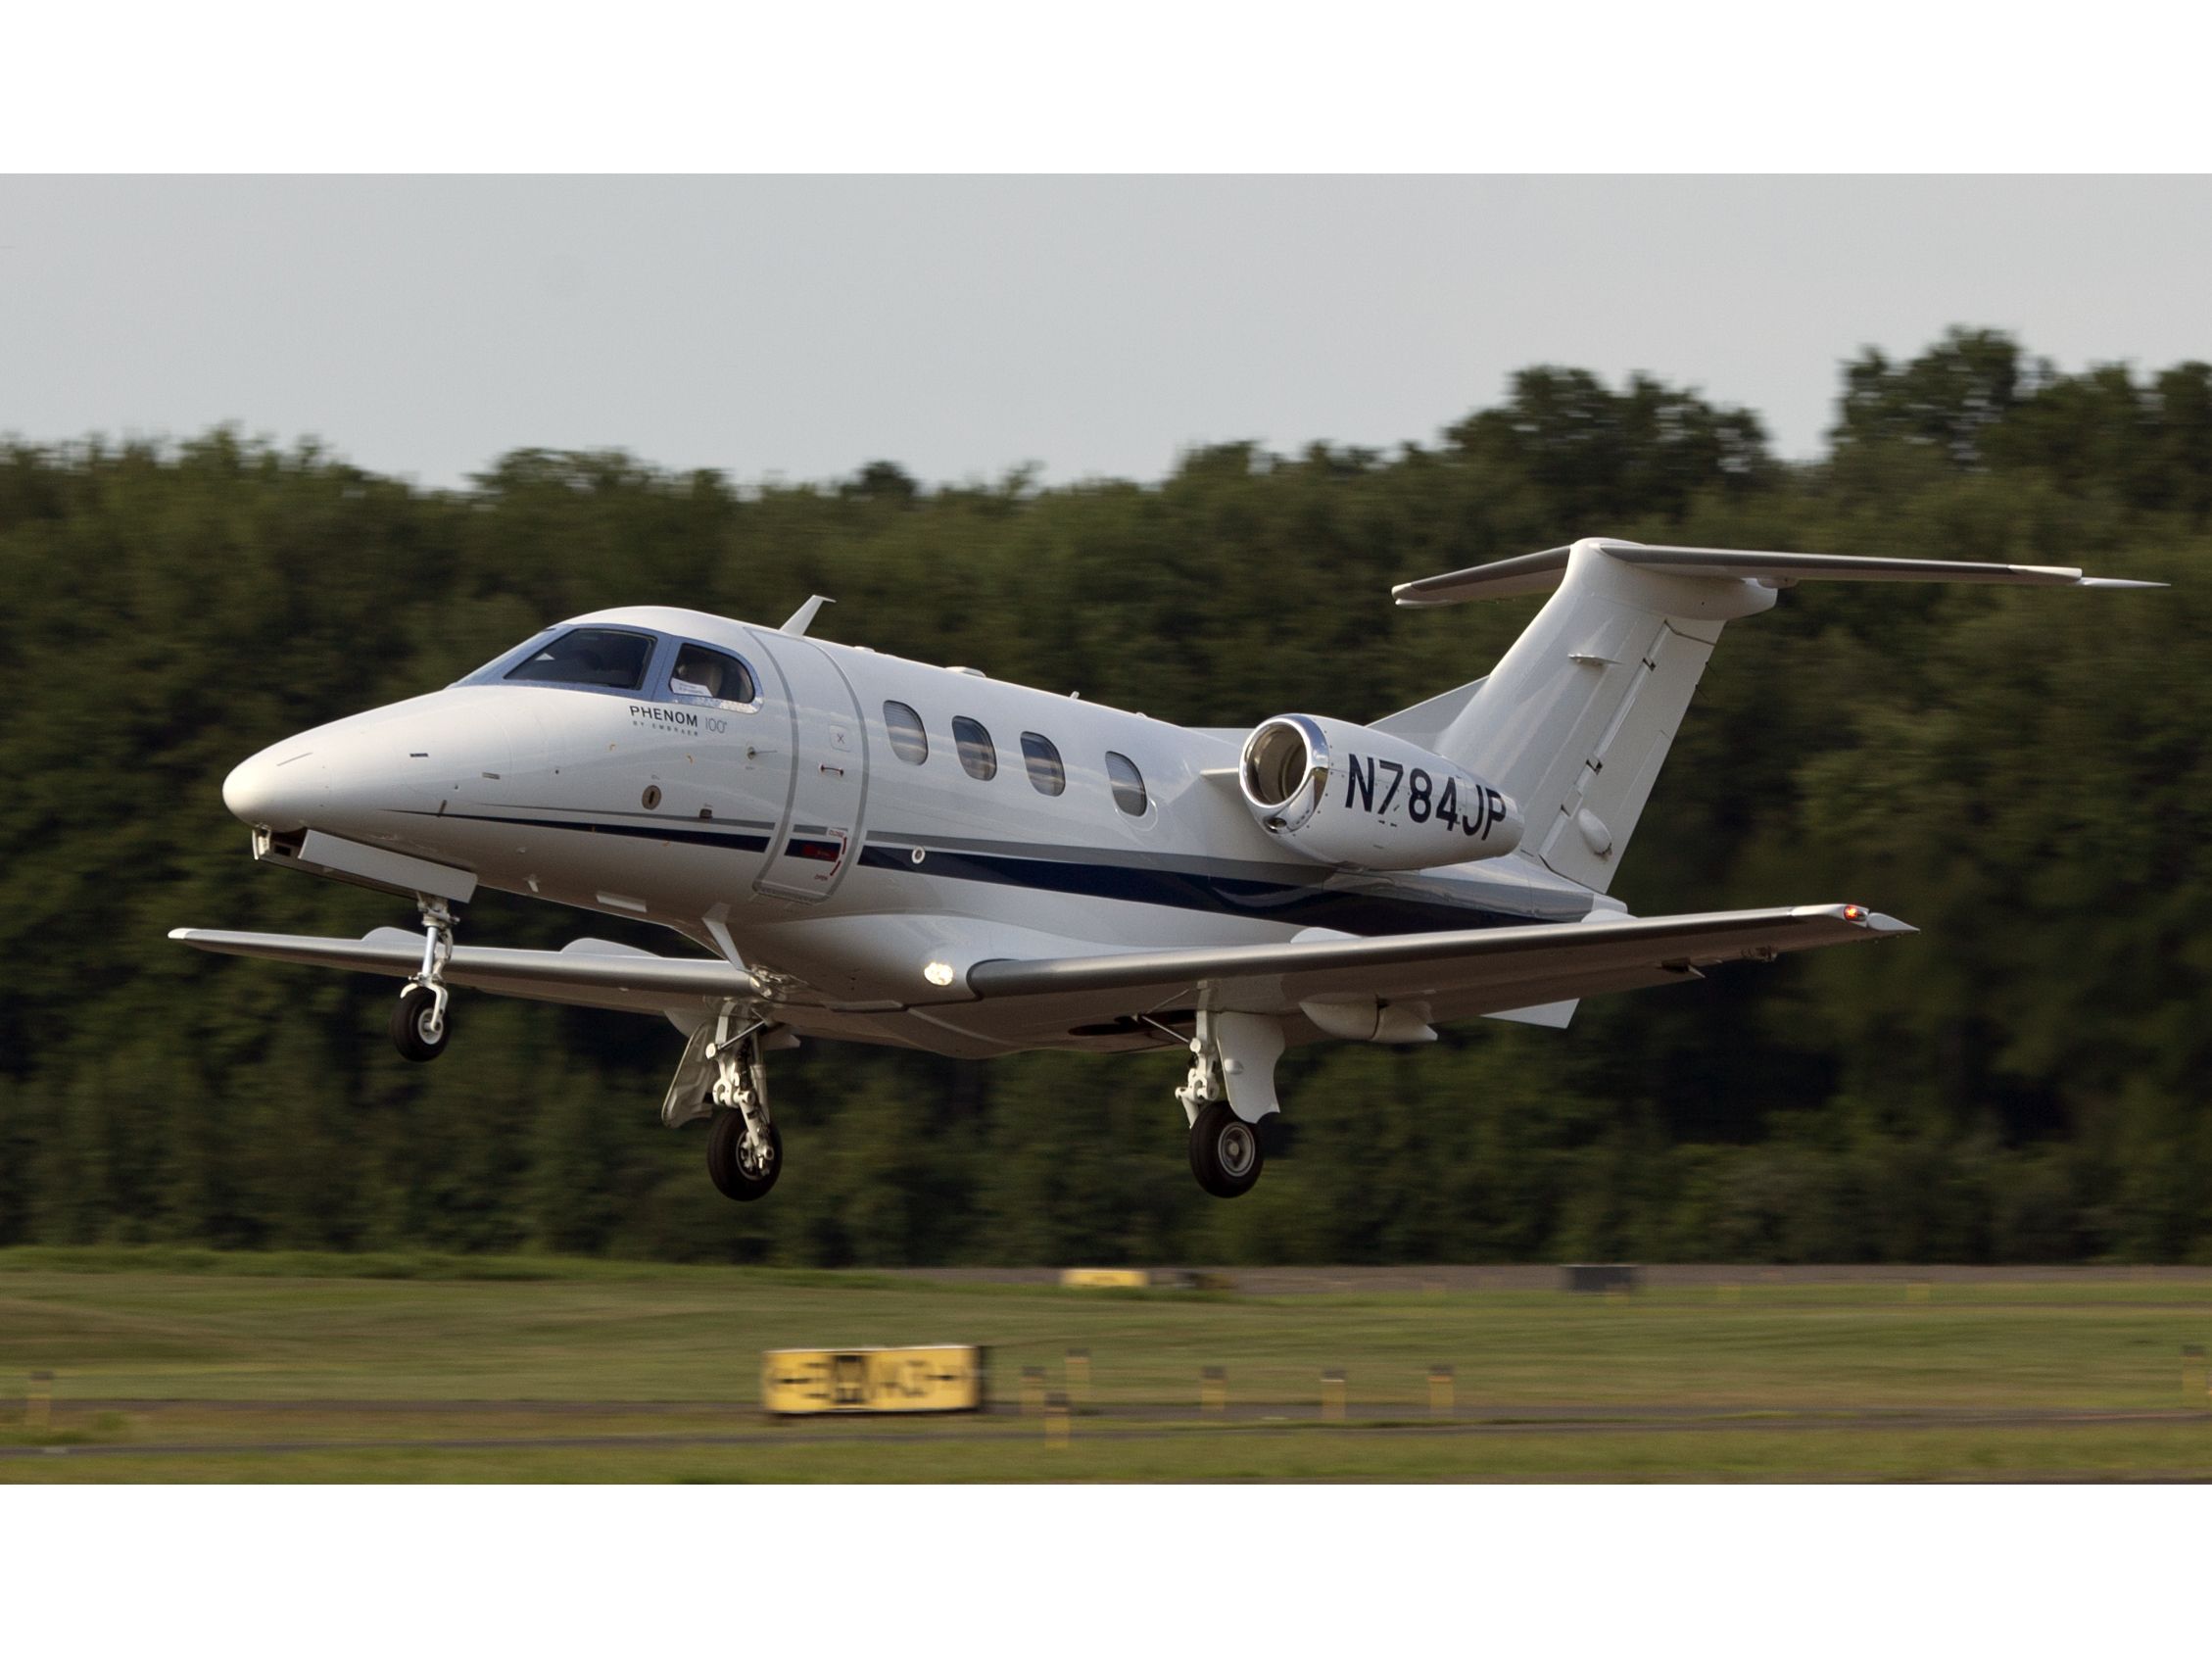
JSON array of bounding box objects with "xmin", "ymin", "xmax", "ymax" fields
[{"xmin": 1391, "ymin": 537, "xmax": 2162, "ymax": 895}]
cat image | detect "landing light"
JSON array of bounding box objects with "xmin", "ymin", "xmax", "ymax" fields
[
  {"xmin": 1843, "ymin": 904, "xmax": 1866, "ymax": 921},
  {"xmin": 923, "ymin": 960, "xmax": 955, "ymax": 987}
]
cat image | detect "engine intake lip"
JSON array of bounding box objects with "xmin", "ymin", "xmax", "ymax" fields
[{"xmin": 1240, "ymin": 715, "xmax": 1329, "ymax": 833}]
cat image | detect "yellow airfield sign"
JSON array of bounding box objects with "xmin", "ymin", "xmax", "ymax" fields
[
  {"xmin": 1059, "ymin": 1267, "xmax": 1230, "ymax": 1290},
  {"xmin": 761, "ymin": 1344, "xmax": 987, "ymax": 1416}
]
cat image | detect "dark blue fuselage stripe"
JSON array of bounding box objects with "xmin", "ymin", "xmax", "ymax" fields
[
  {"xmin": 856, "ymin": 845, "xmax": 1538, "ymax": 936},
  {"xmin": 404, "ymin": 808, "xmax": 771, "ymax": 854},
  {"xmin": 403, "ymin": 808, "xmax": 1549, "ymax": 935}
]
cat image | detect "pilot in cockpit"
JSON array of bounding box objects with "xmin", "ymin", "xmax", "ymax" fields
[{"xmin": 668, "ymin": 647, "xmax": 727, "ymax": 702}]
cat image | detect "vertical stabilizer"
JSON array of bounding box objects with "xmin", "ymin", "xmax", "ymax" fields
[
  {"xmin": 1418, "ymin": 540, "xmax": 1776, "ymax": 893},
  {"xmin": 1392, "ymin": 535, "xmax": 2157, "ymax": 894}
]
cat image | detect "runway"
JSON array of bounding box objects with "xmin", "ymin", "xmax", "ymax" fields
[{"xmin": 6, "ymin": 1257, "xmax": 2208, "ymax": 1480}]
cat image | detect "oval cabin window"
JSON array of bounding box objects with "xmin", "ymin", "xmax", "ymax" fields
[
  {"xmin": 884, "ymin": 701, "xmax": 929, "ymax": 764},
  {"xmin": 1106, "ymin": 751, "xmax": 1148, "ymax": 816},
  {"xmin": 952, "ymin": 716, "xmax": 997, "ymax": 781},
  {"xmin": 1020, "ymin": 732, "xmax": 1066, "ymax": 797}
]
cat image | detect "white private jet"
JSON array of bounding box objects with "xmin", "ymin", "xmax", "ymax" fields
[{"xmin": 173, "ymin": 538, "xmax": 2156, "ymax": 1201}]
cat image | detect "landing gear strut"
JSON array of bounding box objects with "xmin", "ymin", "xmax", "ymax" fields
[
  {"xmin": 1175, "ymin": 1010, "xmax": 1284, "ymax": 1199},
  {"xmin": 389, "ymin": 897, "xmax": 457, "ymax": 1063},
  {"xmin": 704, "ymin": 1005, "xmax": 781, "ymax": 1201}
]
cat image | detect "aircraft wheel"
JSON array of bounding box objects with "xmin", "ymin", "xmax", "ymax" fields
[
  {"xmin": 707, "ymin": 1110, "xmax": 782, "ymax": 1201},
  {"xmin": 1188, "ymin": 1101, "xmax": 1264, "ymax": 1198},
  {"xmin": 389, "ymin": 984, "xmax": 450, "ymax": 1063}
]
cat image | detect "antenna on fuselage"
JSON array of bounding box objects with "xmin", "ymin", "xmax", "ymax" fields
[{"xmin": 779, "ymin": 594, "xmax": 836, "ymax": 636}]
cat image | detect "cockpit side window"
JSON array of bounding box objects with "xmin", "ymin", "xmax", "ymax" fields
[
  {"xmin": 503, "ymin": 627, "xmax": 655, "ymax": 691},
  {"xmin": 669, "ymin": 643, "xmax": 758, "ymax": 707}
]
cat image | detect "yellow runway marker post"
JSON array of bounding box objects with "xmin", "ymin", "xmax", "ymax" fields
[
  {"xmin": 1201, "ymin": 1366, "xmax": 1226, "ymax": 1416},
  {"xmin": 1065, "ymin": 1347, "xmax": 1090, "ymax": 1407},
  {"xmin": 1020, "ymin": 1366, "xmax": 1046, "ymax": 1416},
  {"xmin": 1044, "ymin": 1391, "xmax": 1071, "ymax": 1448},
  {"xmin": 1427, "ymin": 1365, "xmax": 1455, "ymax": 1416},
  {"xmin": 1321, "ymin": 1369, "xmax": 1347, "ymax": 1422}
]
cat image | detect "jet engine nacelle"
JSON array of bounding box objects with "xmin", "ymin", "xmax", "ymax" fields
[{"xmin": 1237, "ymin": 714, "xmax": 1523, "ymax": 869}]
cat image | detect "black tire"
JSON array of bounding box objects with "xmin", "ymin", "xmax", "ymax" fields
[
  {"xmin": 1188, "ymin": 1100, "xmax": 1264, "ymax": 1198},
  {"xmin": 389, "ymin": 983, "xmax": 450, "ymax": 1063},
  {"xmin": 707, "ymin": 1110, "xmax": 783, "ymax": 1201}
]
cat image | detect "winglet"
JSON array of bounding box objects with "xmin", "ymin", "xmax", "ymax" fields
[{"xmin": 780, "ymin": 595, "xmax": 836, "ymax": 635}]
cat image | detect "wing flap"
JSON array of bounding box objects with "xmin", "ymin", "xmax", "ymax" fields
[
  {"xmin": 168, "ymin": 926, "xmax": 759, "ymax": 1015},
  {"xmin": 964, "ymin": 903, "xmax": 1911, "ymax": 1017}
]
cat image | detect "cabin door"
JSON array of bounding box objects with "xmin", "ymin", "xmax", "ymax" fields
[{"xmin": 751, "ymin": 633, "xmax": 868, "ymax": 902}]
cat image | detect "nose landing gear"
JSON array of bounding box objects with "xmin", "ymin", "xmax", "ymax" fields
[
  {"xmin": 389, "ymin": 898, "xmax": 457, "ymax": 1063},
  {"xmin": 708, "ymin": 1110, "xmax": 783, "ymax": 1201},
  {"xmin": 704, "ymin": 1006, "xmax": 781, "ymax": 1201}
]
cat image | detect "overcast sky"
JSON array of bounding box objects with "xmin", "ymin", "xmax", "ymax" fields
[{"xmin": 4, "ymin": 175, "xmax": 2208, "ymax": 489}]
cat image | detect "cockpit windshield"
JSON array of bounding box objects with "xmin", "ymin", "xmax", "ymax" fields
[{"xmin": 503, "ymin": 628, "xmax": 655, "ymax": 691}]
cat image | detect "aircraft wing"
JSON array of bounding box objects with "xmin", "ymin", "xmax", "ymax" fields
[
  {"xmin": 173, "ymin": 903, "xmax": 1911, "ymax": 1030},
  {"xmin": 963, "ymin": 903, "xmax": 1912, "ymax": 1022},
  {"xmin": 168, "ymin": 926, "xmax": 758, "ymax": 1017}
]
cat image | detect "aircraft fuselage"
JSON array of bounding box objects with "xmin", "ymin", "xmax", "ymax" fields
[{"xmin": 220, "ymin": 605, "xmax": 1596, "ymax": 1056}]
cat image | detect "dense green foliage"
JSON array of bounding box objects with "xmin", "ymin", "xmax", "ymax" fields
[{"xmin": 2, "ymin": 327, "xmax": 2208, "ymax": 1263}]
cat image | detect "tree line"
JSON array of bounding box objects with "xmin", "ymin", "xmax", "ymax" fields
[{"xmin": 1, "ymin": 326, "xmax": 2207, "ymax": 1264}]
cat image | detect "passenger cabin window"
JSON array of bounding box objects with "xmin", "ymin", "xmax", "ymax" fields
[
  {"xmin": 1021, "ymin": 732, "xmax": 1066, "ymax": 797},
  {"xmin": 1106, "ymin": 752, "xmax": 1148, "ymax": 816},
  {"xmin": 669, "ymin": 643, "xmax": 756, "ymax": 706},
  {"xmin": 504, "ymin": 627, "xmax": 654, "ymax": 691},
  {"xmin": 884, "ymin": 701, "xmax": 929, "ymax": 764},
  {"xmin": 952, "ymin": 716, "xmax": 997, "ymax": 781}
]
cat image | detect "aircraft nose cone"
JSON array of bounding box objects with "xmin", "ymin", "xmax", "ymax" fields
[{"xmin": 222, "ymin": 746, "xmax": 319, "ymax": 832}]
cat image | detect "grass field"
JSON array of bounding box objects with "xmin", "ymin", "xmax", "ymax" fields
[{"xmin": 2, "ymin": 1249, "xmax": 2208, "ymax": 1482}]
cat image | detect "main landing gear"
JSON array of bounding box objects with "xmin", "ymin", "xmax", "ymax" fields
[
  {"xmin": 703, "ymin": 1006, "xmax": 781, "ymax": 1202},
  {"xmin": 1176, "ymin": 1010, "xmax": 1286, "ymax": 1199},
  {"xmin": 1188, "ymin": 1101, "xmax": 1263, "ymax": 1198},
  {"xmin": 389, "ymin": 897, "xmax": 457, "ymax": 1063}
]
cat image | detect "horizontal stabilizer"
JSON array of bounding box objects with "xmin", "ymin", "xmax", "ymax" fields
[
  {"xmin": 964, "ymin": 903, "xmax": 1912, "ymax": 1022},
  {"xmin": 1393, "ymin": 538, "xmax": 2164, "ymax": 607},
  {"xmin": 168, "ymin": 926, "xmax": 758, "ymax": 1015}
]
